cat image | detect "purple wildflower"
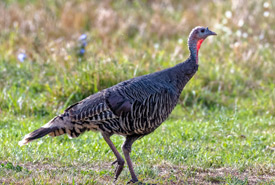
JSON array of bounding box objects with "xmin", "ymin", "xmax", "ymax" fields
[
  {"xmin": 78, "ymin": 34, "xmax": 87, "ymax": 41},
  {"xmin": 77, "ymin": 34, "xmax": 88, "ymax": 57},
  {"xmin": 79, "ymin": 48, "xmax": 85, "ymax": 55},
  {"xmin": 17, "ymin": 53, "xmax": 27, "ymax": 62},
  {"xmin": 79, "ymin": 35, "xmax": 87, "ymax": 48}
]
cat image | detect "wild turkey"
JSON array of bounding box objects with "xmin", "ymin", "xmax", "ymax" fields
[{"xmin": 19, "ymin": 26, "xmax": 216, "ymax": 183}]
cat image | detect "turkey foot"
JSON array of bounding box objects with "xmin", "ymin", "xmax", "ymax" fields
[
  {"xmin": 112, "ymin": 159, "xmax": 125, "ymax": 182},
  {"xmin": 126, "ymin": 179, "xmax": 139, "ymax": 184}
]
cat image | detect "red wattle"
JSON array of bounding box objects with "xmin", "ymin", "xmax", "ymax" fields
[
  {"xmin": 195, "ymin": 39, "xmax": 204, "ymax": 64},
  {"xmin": 196, "ymin": 39, "xmax": 204, "ymax": 51}
]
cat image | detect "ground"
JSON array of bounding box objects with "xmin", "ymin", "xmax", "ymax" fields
[{"xmin": 1, "ymin": 161, "xmax": 275, "ymax": 184}]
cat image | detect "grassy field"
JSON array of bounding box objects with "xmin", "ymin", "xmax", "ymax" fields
[{"xmin": 0, "ymin": 0, "xmax": 275, "ymax": 184}]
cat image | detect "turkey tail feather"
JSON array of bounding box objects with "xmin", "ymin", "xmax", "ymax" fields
[
  {"xmin": 19, "ymin": 115, "xmax": 66, "ymax": 146},
  {"xmin": 19, "ymin": 114, "xmax": 86, "ymax": 146},
  {"xmin": 18, "ymin": 126, "xmax": 58, "ymax": 146}
]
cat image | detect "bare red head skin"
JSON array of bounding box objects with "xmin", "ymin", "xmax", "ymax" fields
[{"xmin": 188, "ymin": 26, "xmax": 217, "ymax": 64}]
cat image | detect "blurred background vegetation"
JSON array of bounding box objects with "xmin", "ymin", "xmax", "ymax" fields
[
  {"xmin": 0, "ymin": 0, "xmax": 274, "ymax": 184},
  {"xmin": 0, "ymin": 0, "xmax": 274, "ymax": 116}
]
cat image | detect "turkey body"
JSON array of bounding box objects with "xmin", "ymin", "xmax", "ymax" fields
[{"xmin": 59, "ymin": 59, "xmax": 198, "ymax": 138}]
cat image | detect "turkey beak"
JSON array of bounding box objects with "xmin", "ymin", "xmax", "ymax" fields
[{"xmin": 206, "ymin": 27, "xmax": 217, "ymax": 36}]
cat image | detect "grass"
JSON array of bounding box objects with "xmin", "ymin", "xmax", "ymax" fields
[{"xmin": 0, "ymin": 0, "xmax": 275, "ymax": 184}]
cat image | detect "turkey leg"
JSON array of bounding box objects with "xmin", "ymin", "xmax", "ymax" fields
[
  {"xmin": 102, "ymin": 133, "xmax": 125, "ymax": 182},
  {"xmin": 122, "ymin": 136, "xmax": 139, "ymax": 183}
]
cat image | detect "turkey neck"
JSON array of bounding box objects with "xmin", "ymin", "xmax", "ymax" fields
[
  {"xmin": 165, "ymin": 35, "xmax": 203, "ymax": 91},
  {"xmin": 166, "ymin": 58, "xmax": 198, "ymax": 95},
  {"xmin": 188, "ymin": 36, "xmax": 204, "ymax": 64}
]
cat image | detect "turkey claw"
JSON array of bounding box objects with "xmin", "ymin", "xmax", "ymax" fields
[{"xmin": 111, "ymin": 160, "xmax": 118, "ymax": 166}]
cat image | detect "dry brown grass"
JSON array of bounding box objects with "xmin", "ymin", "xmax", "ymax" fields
[{"xmin": 1, "ymin": 0, "xmax": 274, "ymax": 70}]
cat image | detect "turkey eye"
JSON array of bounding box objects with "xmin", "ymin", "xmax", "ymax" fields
[{"xmin": 201, "ymin": 29, "xmax": 205, "ymax": 33}]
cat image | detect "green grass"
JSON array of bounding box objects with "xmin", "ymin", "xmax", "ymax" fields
[{"xmin": 0, "ymin": 0, "xmax": 275, "ymax": 184}]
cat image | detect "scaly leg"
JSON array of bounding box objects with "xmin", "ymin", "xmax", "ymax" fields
[
  {"xmin": 102, "ymin": 133, "xmax": 125, "ymax": 182},
  {"xmin": 122, "ymin": 136, "xmax": 139, "ymax": 183}
]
